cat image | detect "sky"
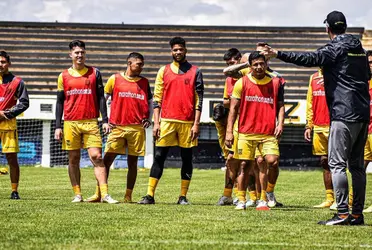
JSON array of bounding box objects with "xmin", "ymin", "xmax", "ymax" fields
[{"xmin": 0, "ymin": 0, "xmax": 372, "ymax": 29}]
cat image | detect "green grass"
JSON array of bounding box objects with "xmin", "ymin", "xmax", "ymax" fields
[{"xmin": 1, "ymin": 168, "xmax": 372, "ymax": 249}]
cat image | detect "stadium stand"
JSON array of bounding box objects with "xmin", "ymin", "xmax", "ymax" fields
[
  {"xmin": 0, "ymin": 21, "xmax": 365, "ymax": 99},
  {"xmin": 0, "ymin": 21, "xmax": 367, "ymax": 167}
]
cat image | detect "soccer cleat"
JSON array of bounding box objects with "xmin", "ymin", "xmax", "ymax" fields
[
  {"xmin": 256, "ymin": 200, "xmax": 270, "ymax": 211},
  {"xmin": 177, "ymin": 196, "xmax": 190, "ymax": 205},
  {"xmin": 233, "ymin": 198, "xmax": 239, "ymax": 206},
  {"xmin": 71, "ymin": 195, "xmax": 83, "ymax": 203},
  {"xmin": 348, "ymin": 214, "xmax": 365, "ymax": 226},
  {"xmin": 10, "ymin": 191, "xmax": 20, "ymax": 200},
  {"xmin": 138, "ymin": 195, "xmax": 155, "ymax": 205},
  {"xmin": 275, "ymin": 201, "xmax": 284, "ymax": 207},
  {"xmin": 329, "ymin": 201, "xmax": 337, "ymax": 211},
  {"xmin": 235, "ymin": 201, "xmax": 246, "ymax": 210},
  {"xmin": 216, "ymin": 196, "xmax": 233, "ymax": 206},
  {"xmin": 0, "ymin": 167, "xmax": 8, "ymax": 175},
  {"xmin": 245, "ymin": 199, "xmax": 257, "ymax": 207},
  {"xmin": 318, "ymin": 213, "xmax": 349, "ymax": 225},
  {"xmin": 101, "ymin": 194, "xmax": 119, "ymax": 204},
  {"xmin": 267, "ymin": 192, "xmax": 278, "ymax": 208},
  {"xmin": 314, "ymin": 200, "xmax": 333, "ymax": 208},
  {"xmin": 84, "ymin": 194, "xmax": 101, "ymax": 203},
  {"xmin": 363, "ymin": 205, "xmax": 372, "ymax": 213}
]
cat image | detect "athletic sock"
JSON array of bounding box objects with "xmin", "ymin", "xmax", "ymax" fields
[
  {"xmin": 338, "ymin": 213, "xmax": 349, "ymax": 219},
  {"xmin": 233, "ymin": 186, "xmax": 238, "ymax": 197},
  {"xmin": 147, "ymin": 177, "xmax": 159, "ymax": 197},
  {"xmin": 94, "ymin": 185, "xmax": 100, "ymax": 197},
  {"xmin": 326, "ymin": 189, "xmax": 334, "ymax": 202},
  {"xmin": 249, "ymin": 191, "xmax": 257, "ymax": 201},
  {"xmin": 11, "ymin": 183, "xmax": 18, "ymax": 192},
  {"xmin": 266, "ymin": 182, "xmax": 275, "ymax": 193},
  {"xmin": 237, "ymin": 191, "xmax": 246, "ymax": 202},
  {"xmin": 257, "ymin": 192, "xmax": 261, "ymax": 200},
  {"xmin": 125, "ymin": 189, "xmax": 133, "ymax": 200},
  {"xmin": 223, "ymin": 188, "xmax": 233, "ymax": 197},
  {"xmin": 180, "ymin": 179, "xmax": 190, "ymax": 197},
  {"xmin": 260, "ymin": 191, "xmax": 267, "ymax": 201},
  {"xmin": 349, "ymin": 187, "xmax": 353, "ymax": 206},
  {"xmin": 100, "ymin": 184, "xmax": 108, "ymax": 197},
  {"xmin": 72, "ymin": 185, "xmax": 81, "ymax": 196}
]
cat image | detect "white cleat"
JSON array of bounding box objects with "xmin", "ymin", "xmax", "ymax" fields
[
  {"xmin": 363, "ymin": 205, "xmax": 372, "ymax": 213},
  {"xmin": 217, "ymin": 196, "xmax": 233, "ymax": 206},
  {"xmin": 235, "ymin": 201, "xmax": 246, "ymax": 210},
  {"xmin": 245, "ymin": 199, "xmax": 257, "ymax": 208},
  {"xmin": 256, "ymin": 200, "xmax": 270, "ymax": 211},
  {"xmin": 329, "ymin": 201, "xmax": 337, "ymax": 211},
  {"xmin": 102, "ymin": 194, "xmax": 119, "ymax": 204},
  {"xmin": 233, "ymin": 197, "xmax": 239, "ymax": 206},
  {"xmin": 72, "ymin": 195, "xmax": 83, "ymax": 203},
  {"xmin": 266, "ymin": 192, "xmax": 277, "ymax": 208}
]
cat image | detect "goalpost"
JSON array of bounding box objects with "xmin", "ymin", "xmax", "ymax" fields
[{"xmin": 16, "ymin": 95, "xmax": 154, "ymax": 168}]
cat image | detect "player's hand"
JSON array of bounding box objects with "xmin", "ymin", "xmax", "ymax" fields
[
  {"xmin": 260, "ymin": 45, "xmax": 278, "ymax": 59},
  {"xmin": 274, "ymin": 124, "xmax": 283, "ymax": 139},
  {"xmin": 304, "ymin": 128, "xmax": 312, "ymax": 142},
  {"xmin": 313, "ymin": 76, "xmax": 324, "ymax": 85},
  {"xmin": 54, "ymin": 128, "xmax": 63, "ymax": 141},
  {"xmin": 142, "ymin": 119, "xmax": 151, "ymax": 128},
  {"xmin": 102, "ymin": 123, "xmax": 111, "ymax": 135},
  {"xmin": 191, "ymin": 123, "xmax": 200, "ymax": 141},
  {"xmin": 0, "ymin": 111, "xmax": 7, "ymax": 121},
  {"xmin": 153, "ymin": 123, "xmax": 160, "ymax": 139},
  {"xmin": 225, "ymin": 131, "xmax": 234, "ymax": 148}
]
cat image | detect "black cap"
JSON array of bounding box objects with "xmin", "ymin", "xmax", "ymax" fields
[{"xmin": 324, "ymin": 11, "xmax": 347, "ymax": 29}]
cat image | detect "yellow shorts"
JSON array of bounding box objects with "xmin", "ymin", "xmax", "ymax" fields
[
  {"xmin": 313, "ymin": 131, "xmax": 329, "ymax": 156},
  {"xmin": 364, "ymin": 134, "xmax": 372, "ymax": 161},
  {"xmin": 62, "ymin": 120, "xmax": 102, "ymax": 150},
  {"xmin": 105, "ymin": 125, "xmax": 145, "ymax": 156},
  {"xmin": 235, "ymin": 135, "xmax": 279, "ymax": 160},
  {"xmin": 156, "ymin": 121, "xmax": 197, "ymax": 148},
  {"xmin": 215, "ymin": 120, "xmax": 229, "ymax": 159},
  {"xmin": 0, "ymin": 130, "xmax": 19, "ymax": 153}
]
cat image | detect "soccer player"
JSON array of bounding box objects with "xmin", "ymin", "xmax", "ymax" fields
[
  {"xmin": 304, "ymin": 70, "xmax": 334, "ymax": 208},
  {"xmin": 215, "ymin": 48, "xmax": 242, "ymax": 206},
  {"xmin": 225, "ymin": 51, "xmax": 284, "ymax": 211},
  {"xmin": 363, "ymin": 50, "xmax": 372, "ymax": 213},
  {"xmin": 55, "ymin": 40, "xmax": 118, "ymax": 204},
  {"xmin": 253, "ymin": 42, "xmax": 285, "ymax": 208},
  {"xmin": 263, "ymin": 11, "xmax": 370, "ymax": 225},
  {"xmin": 138, "ymin": 37, "xmax": 204, "ymax": 205},
  {"xmin": 0, "ymin": 51, "xmax": 29, "ymax": 199},
  {"xmin": 101, "ymin": 52, "xmax": 152, "ymax": 203}
]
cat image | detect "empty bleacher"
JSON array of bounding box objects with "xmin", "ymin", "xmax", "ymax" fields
[{"xmin": 0, "ymin": 21, "xmax": 365, "ymax": 100}]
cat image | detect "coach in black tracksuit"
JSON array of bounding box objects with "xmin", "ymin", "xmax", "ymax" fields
[{"xmin": 262, "ymin": 11, "xmax": 371, "ymax": 225}]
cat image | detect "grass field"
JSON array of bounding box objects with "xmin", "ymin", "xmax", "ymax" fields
[{"xmin": 1, "ymin": 167, "xmax": 372, "ymax": 249}]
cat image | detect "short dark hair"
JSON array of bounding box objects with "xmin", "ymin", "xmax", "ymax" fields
[
  {"xmin": 69, "ymin": 40, "xmax": 86, "ymax": 50},
  {"xmin": 367, "ymin": 50, "xmax": 372, "ymax": 58},
  {"xmin": 223, "ymin": 48, "xmax": 241, "ymax": 61},
  {"xmin": 256, "ymin": 42, "xmax": 269, "ymax": 47},
  {"xmin": 0, "ymin": 51, "xmax": 11, "ymax": 64},
  {"xmin": 169, "ymin": 37, "xmax": 186, "ymax": 48},
  {"xmin": 127, "ymin": 52, "xmax": 144, "ymax": 61},
  {"xmin": 248, "ymin": 51, "xmax": 266, "ymax": 65},
  {"xmin": 328, "ymin": 26, "xmax": 346, "ymax": 35}
]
